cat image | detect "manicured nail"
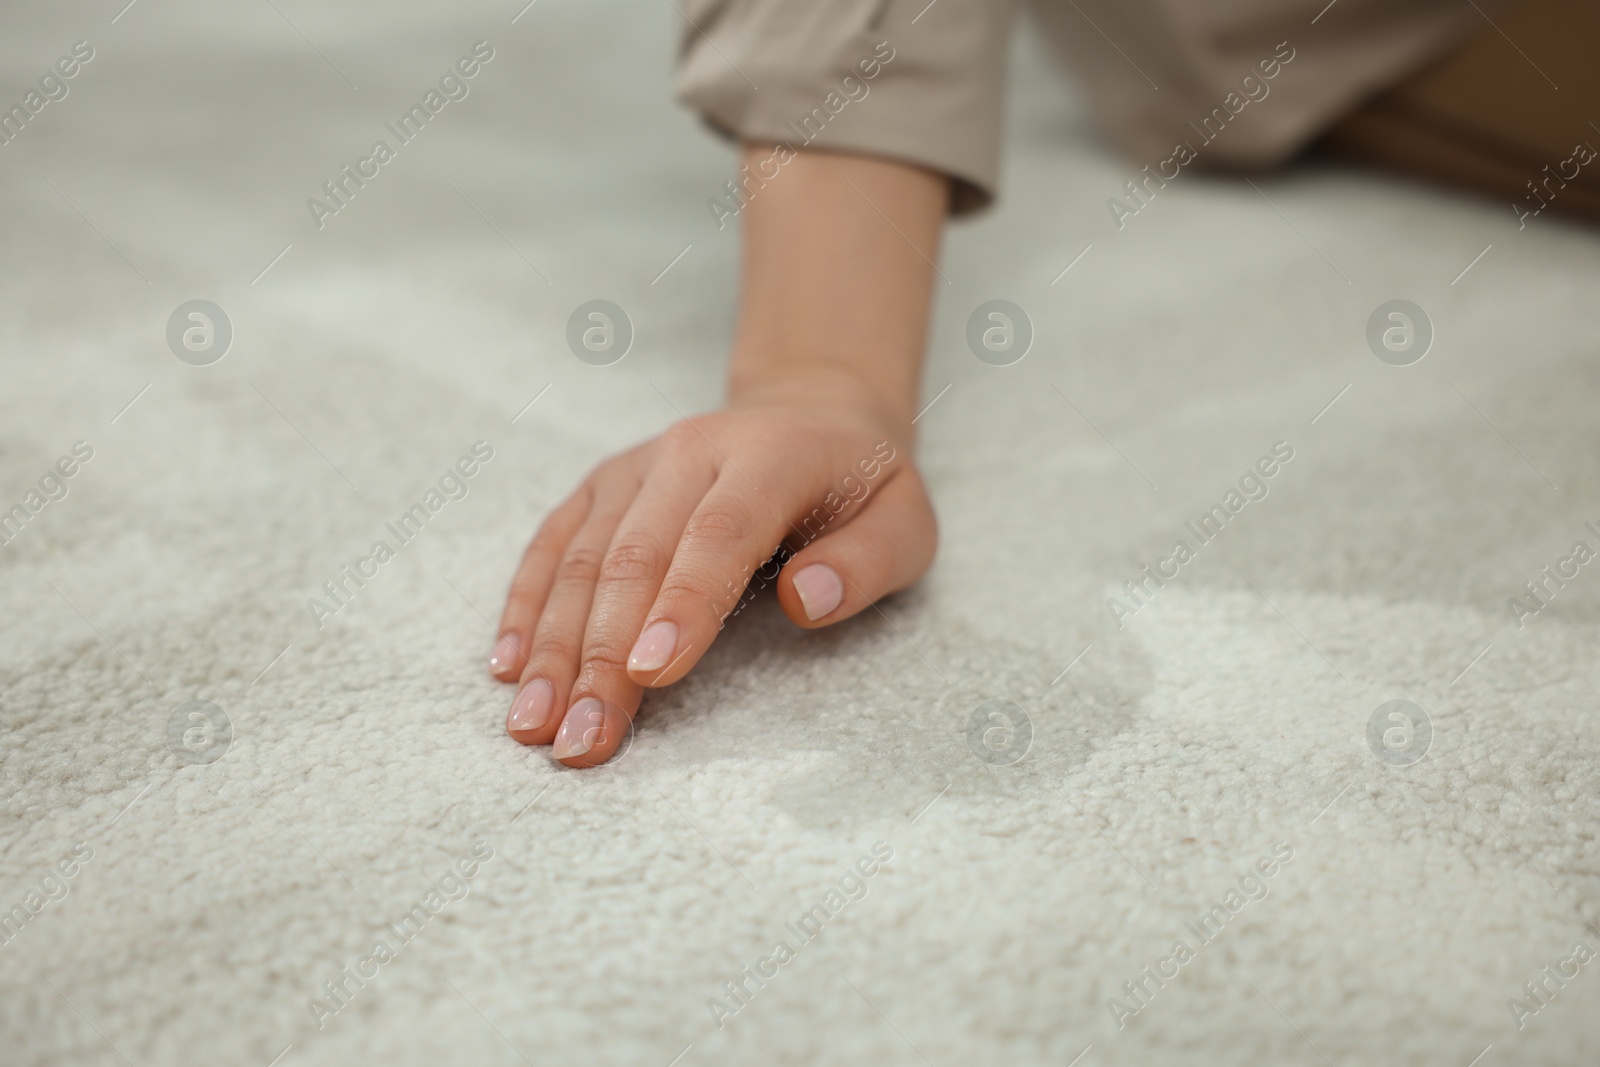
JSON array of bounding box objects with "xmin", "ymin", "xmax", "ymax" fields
[
  {"xmin": 488, "ymin": 633, "xmax": 522, "ymax": 676},
  {"xmin": 628, "ymin": 620, "xmax": 679, "ymax": 673},
  {"xmin": 792, "ymin": 563, "xmax": 843, "ymax": 620},
  {"xmin": 552, "ymin": 697, "xmax": 605, "ymax": 759},
  {"xmin": 506, "ymin": 678, "xmax": 554, "ymax": 734}
]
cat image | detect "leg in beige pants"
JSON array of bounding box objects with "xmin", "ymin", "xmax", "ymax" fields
[{"xmin": 1323, "ymin": 0, "xmax": 1600, "ymax": 222}]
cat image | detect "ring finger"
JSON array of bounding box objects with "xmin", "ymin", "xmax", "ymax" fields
[{"xmin": 506, "ymin": 467, "xmax": 640, "ymax": 745}]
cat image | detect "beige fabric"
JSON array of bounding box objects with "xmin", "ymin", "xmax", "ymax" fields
[
  {"xmin": 675, "ymin": 0, "xmax": 1489, "ymax": 215},
  {"xmin": 675, "ymin": 0, "xmax": 1016, "ymax": 214}
]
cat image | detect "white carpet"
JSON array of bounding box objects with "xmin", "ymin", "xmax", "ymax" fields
[{"xmin": 3, "ymin": 2, "xmax": 1599, "ymax": 1065}]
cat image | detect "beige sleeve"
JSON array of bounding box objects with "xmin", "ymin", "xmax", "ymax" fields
[{"xmin": 674, "ymin": 0, "xmax": 1017, "ymax": 216}]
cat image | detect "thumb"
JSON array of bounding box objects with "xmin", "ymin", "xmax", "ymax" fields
[{"xmin": 776, "ymin": 469, "xmax": 937, "ymax": 627}]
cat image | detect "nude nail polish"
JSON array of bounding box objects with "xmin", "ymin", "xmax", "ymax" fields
[
  {"xmin": 488, "ymin": 633, "xmax": 522, "ymax": 676},
  {"xmin": 552, "ymin": 697, "xmax": 606, "ymax": 759},
  {"xmin": 792, "ymin": 563, "xmax": 843, "ymax": 620},
  {"xmin": 507, "ymin": 678, "xmax": 554, "ymax": 734},
  {"xmin": 628, "ymin": 620, "xmax": 679, "ymax": 673}
]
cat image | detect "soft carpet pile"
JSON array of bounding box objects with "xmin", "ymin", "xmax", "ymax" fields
[{"xmin": 2, "ymin": 2, "xmax": 1597, "ymax": 1064}]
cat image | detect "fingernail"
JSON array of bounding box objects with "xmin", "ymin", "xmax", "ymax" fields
[
  {"xmin": 552, "ymin": 697, "xmax": 605, "ymax": 759},
  {"xmin": 488, "ymin": 633, "xmax": 522, "ymax": 676},
  {"xmin": 507, "ymin": 678, "xmax": 554, "ymax": 734},
  {"xmin": 792, "ymin": 563, "xmax": 844, "ymax": 620},
  {"xmin": 628, "ymin": 620, "xmax": 679, "ymax": 673}
]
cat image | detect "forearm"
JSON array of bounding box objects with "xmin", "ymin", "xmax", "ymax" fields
[{"xmin": 726, "ymin": 144, "xmax": 949, "ymax": 438}]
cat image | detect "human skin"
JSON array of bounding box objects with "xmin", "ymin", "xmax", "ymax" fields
[{"xmin": 489, "ymin": 144, "xmax": 949, "ymax": 767}]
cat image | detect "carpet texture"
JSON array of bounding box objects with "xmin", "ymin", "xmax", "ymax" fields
[{"xmin": 2, "ymin": 2, "xmax": 1598, "ymax": 1065}]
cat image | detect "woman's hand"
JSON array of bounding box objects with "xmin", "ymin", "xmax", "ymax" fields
[
  {"xmin": 489, "ymin": 385, "xmax": 936, "ymax": 767},
  {"xmin": 492, "ymin": 143, "xmax": 950, "ymax": 766}
]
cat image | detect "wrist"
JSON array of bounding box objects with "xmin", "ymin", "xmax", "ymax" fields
[{"xmin": 727, "ymin": 358, "xmax": 918, "ymax": 443}]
